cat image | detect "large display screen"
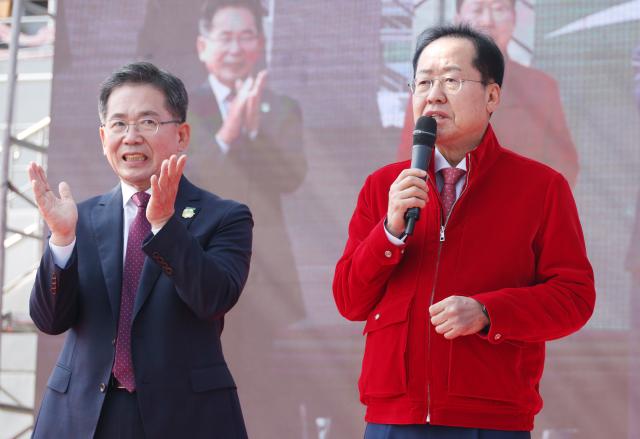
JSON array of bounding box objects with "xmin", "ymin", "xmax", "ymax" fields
[{"xmin": 39, "ymin": 1, "xmax": 640, "ymax": 437}]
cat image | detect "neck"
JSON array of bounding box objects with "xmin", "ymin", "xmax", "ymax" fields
[
  {"xmin": 123, "ymin": 180, "xmax": 151, "ymax": 193},
  {"xmin": 437, "ymin": 132, "xmax": 486, "ymax": 166},
  {"xmin": 437, "ymin": 147, "xmax": 467, "ymax": 167},
  {"xmin": 209, "ymin": 73, "xmax": 235, "ymax": 91}
]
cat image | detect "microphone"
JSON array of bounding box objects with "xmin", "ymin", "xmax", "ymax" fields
[{"xmin": 404, "ymin": 116, "xmax": 437, "ymax": 236}]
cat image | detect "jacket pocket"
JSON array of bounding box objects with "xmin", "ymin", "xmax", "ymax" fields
[
  {"xmin": 190, "ymin": 363, "xmax": 237, "ymax": 393},
  {"xmin": 359, "ymin": 296, "xmax": 412, "ymax": 398},
  {"xmin": 46, "ymin": 363, "xmax": 71, "ymax": 394},
  {"xmin": 447, "ymin": 336, "xmax": 530, "ymax": 403}
]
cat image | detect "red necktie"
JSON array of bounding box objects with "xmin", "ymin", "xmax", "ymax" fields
[
  {"xmin": 113, "ymin": 191, "xmax": 150, "ymax": 392},
  {"xmin": 440, "ymin": 167, "xmax": 466, "ymax": 219}
]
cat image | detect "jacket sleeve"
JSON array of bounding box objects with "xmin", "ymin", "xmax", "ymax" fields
[
  {"xmin": 332, "ymin": 175, "xmax": 406, "ymax": 321},
  {"xmin": 474, "ymin": 173, "xmax": 595, "ymax": 343},
  {"xmin": 142, "ymin": 202, "xmax": 253, "ymax": 320},
  {"xmin": 29, "ymin": 245, "xmax": 80, "ymax": 335}
]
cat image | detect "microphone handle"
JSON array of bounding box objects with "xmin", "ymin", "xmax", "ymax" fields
[
  {"xmin": 405, "ymin": 212, "xmax": 418, "ymax": 236},
  {"xmin": 404, "ymin": 144, "xmax": 432, "ymax": 236}
]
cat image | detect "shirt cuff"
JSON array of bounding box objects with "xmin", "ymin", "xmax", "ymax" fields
[
  {"xmin": 49, "ymin": 238, "xmax": 76, "ymax": 268},
  {"xmin": 383, "ymin": 221, "xmax": 407, "ymax": 246}
]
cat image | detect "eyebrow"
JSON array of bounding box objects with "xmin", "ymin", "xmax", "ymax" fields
[
  {"xmin": 107, "ymin": 110, "xmax": 162, "ymax": 120},
  {"xmin": 416, "ymin": 66, "xmax": 463, "ymax": 75}
]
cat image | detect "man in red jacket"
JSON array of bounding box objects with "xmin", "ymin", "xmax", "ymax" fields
[{"xmin": 333, "ymin": 24, "xmax": 595, "ymax": 439}]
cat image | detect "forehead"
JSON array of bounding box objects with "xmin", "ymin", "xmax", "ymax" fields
[
  {"xmin": 105, "ymin": 83, "xmax": 169, "ymax": 118},
  {"xmin": 416, "ymin": 37, "xmax": 477, "ymax": 75},
  {"xmin": 210, "ymin": 7, "xmax": 258, "ymax": 32}
]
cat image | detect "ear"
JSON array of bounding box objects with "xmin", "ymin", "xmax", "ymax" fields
[
  {"xmin": 196, "ymin": 36, "xmax": 207, "ymax": 62},
  {"xmin": 177, "ymin": 122, "xmax": 190, "ymax": 153},
  {"xmin": 99, "ymin": 125, "xmax": 107, "ymax": 155},
  {"xmin": 486, "ymin": 83, "xmax": 501, "ymax": 115}
]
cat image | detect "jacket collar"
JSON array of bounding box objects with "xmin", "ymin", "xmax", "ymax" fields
[{"xmin": 428, "ymin": 124, "xmax": 502, "ymax": 187}]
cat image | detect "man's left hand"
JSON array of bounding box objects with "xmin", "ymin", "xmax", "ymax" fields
[
  {"xmin": 147, "ymin": 154, "xmax": 186, "ymax": 230},
  {"xmin": 429, "ymin": 296, "xmax": 489, "ymax": 340}
]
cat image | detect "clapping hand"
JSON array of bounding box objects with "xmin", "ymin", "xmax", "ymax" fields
[
  {"xmin": 216, "ymin": 70, "xmax": 267, "ymax": 145},
  {"xmin": 28, "ymin": 162, "xmax": 78, "ymax": 246},
  {"xmin": 147, "ymin": 154, "xmax": 187, "ymax": 229}
]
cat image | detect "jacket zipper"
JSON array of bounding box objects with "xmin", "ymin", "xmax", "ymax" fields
[{"xmin": 426, "ymin": 156, "xmax": 472, "ymax": 423}]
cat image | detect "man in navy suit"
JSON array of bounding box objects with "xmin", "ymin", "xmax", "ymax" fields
[
  {"xmin": 188, "ymin": 1, "xmax": 308, "ymax": 435},
  {"xmin": 188, "ymin": 0, "xmax": 307, "ymax": 333},
  {"xmin": 28, "ymin": 61, "xmax": 252, "ymax": 438}
]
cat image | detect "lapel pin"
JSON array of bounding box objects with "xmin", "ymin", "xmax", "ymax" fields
[{"xmin": 181, "ymin": 207, "xmax": 197, "ymax": 219}]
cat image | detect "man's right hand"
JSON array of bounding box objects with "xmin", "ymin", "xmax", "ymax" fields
[
  {"xmin": 28, "ymin": 162, "xmax": 77, "ymax": 246},
  {"xmin": 386, "ymin": 168, "xmax": 429, "ymax": 238}
]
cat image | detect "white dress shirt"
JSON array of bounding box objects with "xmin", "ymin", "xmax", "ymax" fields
[{"xmin": 208, "ymin": 74, "xmax": 234, "ymax": 155}]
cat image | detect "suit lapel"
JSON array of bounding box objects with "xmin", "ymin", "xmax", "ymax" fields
[
  {"xmin": 91, "ymin": 185, "xmax": 124, "ymax": 322},
  {"xmin": 132, "ymin": 177, "xmax": 202, "ymax": 320}
]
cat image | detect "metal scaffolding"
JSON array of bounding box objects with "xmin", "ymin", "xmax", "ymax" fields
[{"xmin": 0, "ymin": 0, "xmax": 54, "ymax": 436}]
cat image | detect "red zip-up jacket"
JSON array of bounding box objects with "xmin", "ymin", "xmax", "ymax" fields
[{"xmin": 333, "ymin": 125, "xmax": 595, "ymax": 431}]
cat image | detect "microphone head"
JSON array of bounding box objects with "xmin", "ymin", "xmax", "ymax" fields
[{"xmin": 413, "ymin": 116, "xmax": 437, "ymax": 146}]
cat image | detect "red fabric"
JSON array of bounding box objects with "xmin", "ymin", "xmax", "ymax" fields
[
  {"xmin": 439, "ymin": 168, "xmax": 466, "ymax": 219},
  {"xmin": 333, "ymin": 125, "xmax": 595, "ymax": 431}
]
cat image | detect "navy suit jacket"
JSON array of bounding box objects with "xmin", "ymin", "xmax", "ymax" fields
[{"xmin": 30, "ymin": 177, "xmax": 252, "ymax": 438}]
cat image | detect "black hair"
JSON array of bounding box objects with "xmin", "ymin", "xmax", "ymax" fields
[
  {"xmin": 199, "ymin": 0, "xmax": 265, "ymax": 37},
  {"xmin": 98, "ymin": 61, "xmax": 188, "ymax": 123},
  {"xmin": 412, "ymin": 24, "xmax": 504, "ymax": 87}
]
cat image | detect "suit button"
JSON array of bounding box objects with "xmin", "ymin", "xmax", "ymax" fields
[
  {"xmin": 384, "ymin": 250, "xmax": 392, "ymax": 258},
  {"xmin": 99, "ymin": 383, "xmax": 106, "ymax": 393},
  {"xmin": 374, "ymin": 313, "xmax": 380, "ymax": 320},
  {"xmin": 494, "ymin": 333, "xmax": 502, "ymax": 341}
]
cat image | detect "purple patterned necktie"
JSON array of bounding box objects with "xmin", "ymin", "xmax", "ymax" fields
[
  {"xmin": 113, "ymin": 191, "xmax": 150, "ymax": 392},
  {"xmin": 440, "ymin": 167, "xmax": 466, "ymax": 219}
]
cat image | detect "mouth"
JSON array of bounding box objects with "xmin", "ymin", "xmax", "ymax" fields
[
  {"xmin": 224, "ymin": 60, "xmax": 246, "ymax": 69},
  {"xmin": 425, "ymin": 111, "xmax": 449, "ymax": 120},
  {"xmin": 122, "ymin": 153, "xmax": 148, "ymax": 162}
]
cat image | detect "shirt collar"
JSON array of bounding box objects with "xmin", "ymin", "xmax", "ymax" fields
[
  {"xmin": 121, "ymin": 181, "xmax": 151, "ymax": 208},
  {"xmin": 434, "ymin": 147, "xmax": 467, "ymax": 174},
  {"xmin": 208, "ymin": 74, "xmax": 233, "ymax": 104}
]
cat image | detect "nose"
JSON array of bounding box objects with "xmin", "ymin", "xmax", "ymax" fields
[
  {"xmin": 122, "ymin": 124, "xmax": 142, "ymax": 143},
  {"xmin": 426, "ymin": 80, "xmax": 447, "ymax": 105},
  {"xmin": 226, "ymin": 38, "xmax": 242, "ymax": 54},
  {"xmin": 476, "ymin": 7, "xmax": 495, "ymax": 26}
]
